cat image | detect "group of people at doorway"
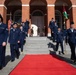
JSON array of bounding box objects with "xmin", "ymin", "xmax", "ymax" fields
[
  {"xmin": 0, "ymin": 14, "xmax": 30, "ymax": 70},
  {"xmin": 49, "ymin": 18, "xmax": 76, "ymax": 63}
]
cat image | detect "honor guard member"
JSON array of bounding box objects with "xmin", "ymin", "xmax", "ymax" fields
[
  {"xmin": 8, "ymin": 23, "xmax": 20, "ymax": 62},
  {"xmin": 24, "ymin": 20, "xmax": 30, "ymax": 36},
  {"xmin": 52, "ymin": 21, "xmax": 58, "ymax": 42},
  {"xmin": 21, "ymin": 22, "xmax": 25, "ymax": 31},
  {"xmin": 0, "ymin": 14, "xmax": 8, "ymax": 70},
  {"xmin": 19, "ymin": 25, "xmax": 26, "ymax": 54},
  {"xmin": 56, "ymin": 28, "xmax": 64, "ymax": 54},
  {"xmin": 67, "ymin": 22, "xmax": 76, "ymax": 63},
  {"xmin": 49, "ymin": 18, "xmax": 55, "ymax": 38}
]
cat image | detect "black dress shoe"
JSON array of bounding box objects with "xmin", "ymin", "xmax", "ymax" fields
[
  {"xmin": 11, "ymin": 59, "xmax": 15, "ymax": 62},
  {"xmin": 59, "ymin": 51, "xmax": 61, "ymax": 55},
  {"xmin": 0, "ymin": 66, "xmax": 3, "ymax": 70},
  {"xmin": 16, "ymin": 55, "xmax": 19, "ymax": 59}
]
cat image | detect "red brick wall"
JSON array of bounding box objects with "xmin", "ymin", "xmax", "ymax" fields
[
  {"xmin": 72, "ymin": 7, "xmax": 76, "ymax": 28},
  {"xmin": 0, "ymin": 6, "xmax": 7, "ymax": 23}
]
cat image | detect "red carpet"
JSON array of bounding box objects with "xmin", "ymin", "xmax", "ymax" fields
[{"xmin": 9, "ymin": 55, "xmax": 76, "ymax": 75}]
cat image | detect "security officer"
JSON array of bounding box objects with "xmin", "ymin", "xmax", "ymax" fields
[
  {"xmin": 67, "ymin": 22, "xmax": 76, "ymax": 62},
  {"xmin": 49, "ymin": 18, "xmax": 55, "ymax": 38},
  {"xmin": 8, "ymin": 23, "xmax": 20, "ymax": 62},
  {"xmin": 52, "ymin": 21, "xmax": 58, "ymax": 42},
  {"xmin": 56, "ymin": 27, "xmax": 64, "ymax": 54},
  {"xmin": 21, "ymin": 22, "xmax": 25, "ymax": 31},
  {"xmin": 19, "ymin": 25, "xmax": 26, "ymax": 54},
  {"xmin": 0, "ymin": 14, "xmax": 8, "ymax": 70},
  {"xmin": 24, "ymin": 20, "xmax": 30, "ymax": 36}
]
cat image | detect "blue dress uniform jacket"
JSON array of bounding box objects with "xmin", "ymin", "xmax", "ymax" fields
[
  {"xmin": 52, "ymin": 25, "xmax": 58, "ymax": 42},
  {"xmin": 52, "ymin": 25, "xmax": 58, "ymax": 33},
  {"xmin": 56, "ymin": 31, "xmax": 64, "ymax": 43},
  {"xmin": 67, "ymin": 29, "xmax": 76, "ymax": 60},
  {"xmin": 19, "ymin": 30, "xmax": 26, "ymax": 52},
  {"xmin": 9, "ymin": 28, "xmax": 20, "ymax": 44},
  {"xmin": 19, "ymin": 30, "xmax": 26, "ymax": 44},
  {"xmin": 0, "ymin": 23, "xmax": 8, "ymax": 69},
  {"xmin": 56, "ymin": 31, "xmax": 64, "ymax": 54},
  {"xmin": 24, "ymin": 21, "xmax": 30, "ymax": 33},
  {"xmin": 9, "ymin": 28, "xmax": 20, "ymax": 61},
  {"xmin": 67, "ymin": 29, "xmax": 76, "ymax": 44},
  {"xmin": 0, "ymin": 23, "xmax": 8, "ymax": 45},
  {"xmin": 49, "ymin": 21, "xmax": 55, "ymax": 30}
]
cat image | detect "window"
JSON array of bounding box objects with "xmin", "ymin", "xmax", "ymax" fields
[
  {"xmin": 14, "ymin": 10, "xmax": 22, "ymax": 23},
  {"xmin": 55, "ymin": 10, "xmax": 62, "ymax": 28}
]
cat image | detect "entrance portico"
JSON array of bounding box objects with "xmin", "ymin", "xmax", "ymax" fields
[{"xmin": 0, "ymin": 0, "xmax": 76, "ymax": 37}]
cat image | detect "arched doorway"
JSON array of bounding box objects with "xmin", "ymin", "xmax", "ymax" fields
[
  {"xmin": 4, "ymin": 0, "xmax": 22, "ymax": 23},
  {"xmin": 14, "ymin": 10, "xmax": 22, "ymax": 23},
  {"xmin": 31, "ymin": 10, "xmax": 44, "ymax": 36},
  {"xmin": 30, "ymin": 0, "xmax": 47, "ymax": 36},
  {"xmin": 55, "ymin": 0, "xmax": 72, "ymax": 29}
]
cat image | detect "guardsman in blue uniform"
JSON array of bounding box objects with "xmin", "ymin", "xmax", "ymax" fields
[
  {"xmin": 19, "ymin": 25, "xmax": 26, "ymax": 54},
  {"xmin": 49, "ymin": 18, "xmax": 55, "ymax": 30},
  {"xmin": 8, "ymin": 23, "xmax": 20, "ymax": 62},
  {"xmin": 56, "ymin": 28, "xmax": 64, "ymax": 54},
  {"xmin": 49, "ymin": 18, "xmax": 55, "ymax": 38},
  {"xmin": 67, "ymin": 22, "xmax": 76, "ymax": 63},
  {"xmin": 24, "ymin": 20, "xmax": 30, "ymax": 36},
  {"xmin": 52, "ymin": 21, "xmax": 58, "ymax": 42},
  {"xmin": 0, "ymin": 15, "xmax": 8, "ymax": 70},
  {"xmin": 21, "ymin": 22, "xmax": 25, "ymax": 31}
]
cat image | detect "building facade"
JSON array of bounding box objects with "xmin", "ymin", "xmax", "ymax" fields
[{"xmin": 0, "ymin": 0, "xmax": 76, "ymax": 36}]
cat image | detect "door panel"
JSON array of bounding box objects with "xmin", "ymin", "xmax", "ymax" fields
[{"xmin": 31, "ymin": 16, "xmax": 44, "ymax": 36}]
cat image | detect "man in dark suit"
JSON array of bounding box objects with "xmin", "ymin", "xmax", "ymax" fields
[
  {"xmin": 49, "ymin": 18, "xmax": 55, "ymax": 39},
  {"xmin": 0, "ymin": 14, "xmax": 8, "ymax": 70},
  {"xmin": 19, "ymin": 25, "xmax": 26, "ymax": 54},
  {"xmin": 67, "ymin": 22, "xmax": 76, "ymax": 63},
  {"xmin": 56, "ymin": 28, "xmax": 64, "ymax": 54},
  {"xmin": 8, "ymin": 23, "xmax": 20, "ymax": 62},
  {"xmin": 24, "ymin": 20, "xmax": 30, "ymax": 36},
  {"xmin": 52, "ymin": 21, "xmax": 58, "ymax": 42}
]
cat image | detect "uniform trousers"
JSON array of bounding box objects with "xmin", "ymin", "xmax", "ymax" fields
[
  {"xmin": 69, "ymin": 42, "xmax": 76, "ymax": 60},
  {"xmin": 0, "ymin": 45, "xmax": 6, "ymax": 67},
  {"xmin": 56, "ymin": 42, "xmax": 64, "ymax": 53},
  {"xmin": 10, "ymin": 44, "xmax": 20, "ymax": 60}
]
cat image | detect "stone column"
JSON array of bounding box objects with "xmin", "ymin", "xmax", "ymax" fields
[
  {"xmin": 22, "ymin": 4, "xmax": 31, "ymax": 36},
  {"xmin": 47, "ymin": 4, "xmax": 55, "ymax": 37},
  {"xmin": 0, "ymin": 5, "xmax": 7, "ymax": 23}
]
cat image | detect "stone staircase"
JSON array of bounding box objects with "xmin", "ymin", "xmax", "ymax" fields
[
  {"xmin": 6, "ymin": 37, "xmax": 71, "ymax": 55},
  {"xmin": 24, "ymin": 37, "xmax": 50, "ymax": 54}
]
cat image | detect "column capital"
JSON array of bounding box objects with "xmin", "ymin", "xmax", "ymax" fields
[
  {"xmin": 0, "ymin": 4, "xmax": 7, "ymax": 9},
  {"xmin": 69, "ymin": 5, "xmax": 76, "ymax": 10},
  {"xmin": 47, "ymin": 4, "xmax": 55, "ymax": 7},
  {"xmin": 22, "ymin": 4, "xmax": 29, "ymax": 6}
]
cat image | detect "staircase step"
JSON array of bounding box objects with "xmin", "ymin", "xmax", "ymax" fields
[
  {"xmin": 25, "ymin": 37, "xmax": 49, "ymax": 54},
  {"xmin": 26, "ymin": 37, "xmax": 47, "ymax": 40},
  {"xmin": 26, "ymin": 41, "xmax": 48, "ymax": 44},
  {"xmin": 25, "ymin": 44, "xmax": 48, "ymax": 46},
  {"xmin": 24, "ymin": 48, "xmax": 48, "ymax": 51},
  {"xmin": 24, "ymin": 50, "xmax": 50, "ymax": 55},
  {"xmin": 25, "ymin": 45, "xmax": 48, "ymax": 48}
]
